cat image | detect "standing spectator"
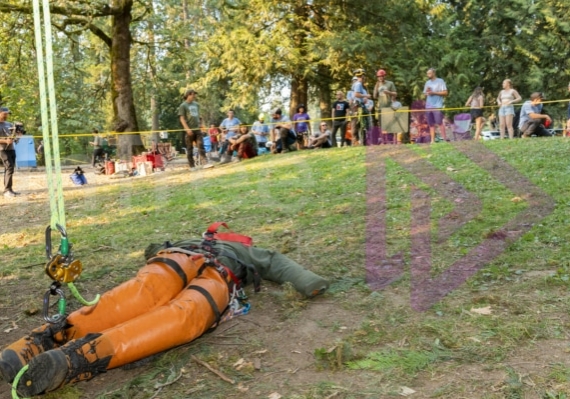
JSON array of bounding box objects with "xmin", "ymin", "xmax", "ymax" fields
[
  {"xmin": 269, "ymin": 108, "xmax": 296, "ymax": 154},
  {"xmin": 178, "ymin": 89, "xmax": 208, "ymax": 171},
  {"xmin": 347, "ymin": 76, "xmax": 357, "ymax": 105},
  {"xmin": 251, "ymin": 113, "xmax": 270, "ymax": 152},
  {"xmin": 331, "ymin": 91, "xmax": 350, "ymax": 147},
  {"xmin": 519, "ymin": 92, "xmax": 551, "ymax": 138},
  {"xmin": 0, "ymin": 107, "xmax": 19, "ymax": 198},
  {"xmin": 350, "ymin": 69, "xmax": 371, "ymax": 145},
  {"xmin": 308, "ymin": 122, "xmax": 332, "ymax": 149},
  {"xmin": 465, "ymin": 87, "xmax": 485, "ymax": 140},
  {"xmin": 208, "ymin": 124, "xmax": 220, "ymax": 153},
  {"xmin": 423, "ymin": 68, "xmax": 449, "ymax": 143},
  {"xmin": 230, "ymin": 124, "xmax": 258, "ymax": 160},
  {"xmin": 373, "ymin": 69, "xmax": 397, "ymax": 127},
  {"xmin": 36, "ymin": 140, "xmax": 45, "ymax": 167},
  {"xmin": 219, "ymin": 109, "xmax": 241, "ymax": 140},
  {"xmin": 89, "ymin": 129, "xmax": 105, "ymax": 166},
  {"xmin": 496, "ymin": 79, "xmax": 522, "ymax": 139},
  {"xmin": 292, "ymin": 104, "xmax": 311, "ymax": 149}
]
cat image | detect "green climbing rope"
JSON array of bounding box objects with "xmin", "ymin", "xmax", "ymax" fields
[
  {"xmin": 11, "ymin": 365, "xmax": 29, "ymax": 399},
  {"xmin": 68, "ymin": 282, "xmax": 101, "ymax": 306}
]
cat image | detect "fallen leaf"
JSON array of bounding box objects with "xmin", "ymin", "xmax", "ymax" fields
[
  {"xmin": 253, "ymin": 349, "xmax": 268, "ymax": 354},
  {"xmin": 233, "ymin": 358, "xmax": 245, "ymax": 368},
  {"xmin": 511, "ymin": 196, "xmax": 523, "ymax": 203},
  {"xmin": 446, "ymin": 167, "xmax": 457, "ymax": 172},
  {"xmin": 470, "ymin": 306, "xmax": 492, "ymax": 315},
  {"xmin": 400, "ymin": 386, "xmax": 416, "ymax": 396},
  {"xmin": 3, "ymin": 321, "xmax": 18, "ymax": 333},
  {"xmin": 237, "ymin": 383, "xmax": 249, "ymax": 392},
  {"xmin": 268, "ymin": 393, "xmax": 282, "ymax": 399},
  {"xmin": 291, "ymin": 350, "xmax": 301, "ymax": 354}
]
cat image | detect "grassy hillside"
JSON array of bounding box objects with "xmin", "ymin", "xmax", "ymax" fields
[{"xmin": 1, "ymin": 138, "xmax": 570, "ymax": 399}]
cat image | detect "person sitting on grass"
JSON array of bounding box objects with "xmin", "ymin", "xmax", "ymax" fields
[
  {"xmin": 308, "ymin": 122, "xmax": 332, "ymax": 149},
  {"xmin": 269, "ymin": 108, "xmax": 296, "ymax": 154},
  {"xmin": 229, "ymin": 124, "xmax": 258, "ymax": 161}
]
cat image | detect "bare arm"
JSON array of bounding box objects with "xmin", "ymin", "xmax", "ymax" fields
[
  {"xmin": 511, "ymin": 90, "xmax": 522, "ymax": 104},
  {"xmin": 528, "ymin": 112, "xmax": 551, "ymax": 121},
  {"xmin": 179, "ymin": 116, "xmax": 191, "ymax": 134}
]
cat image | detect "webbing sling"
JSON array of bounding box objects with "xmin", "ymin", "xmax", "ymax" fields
[
  {"xmin": 147, "ymin": 257, "xmax": 187, "ymax": 289},
  {"xmin": 186, "ymin": 285, "xmax": 223, "ymax": 331}
]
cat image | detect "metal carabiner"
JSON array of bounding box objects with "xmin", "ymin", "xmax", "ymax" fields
[
  {"xmin": 45, "ymin": 223, "xmax": 69, "ymax": 260},
  {"xmin": 43, "ymin": 284, "xmax": 66, "ymax": 324}
]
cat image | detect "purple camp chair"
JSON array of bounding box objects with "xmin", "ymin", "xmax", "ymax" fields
[{"xmin": 452, "ymin": 113, "xmax": 472, "ymax": 141}]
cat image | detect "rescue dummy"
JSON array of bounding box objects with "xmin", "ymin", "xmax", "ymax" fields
[{"xmin": 0, "ymin": 225, "xmax": 329, "ymax": 397}]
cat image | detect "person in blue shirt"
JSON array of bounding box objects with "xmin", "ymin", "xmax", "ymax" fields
[
  {"xmin": 423, "ymin": 68, "xmax": 449, "ymax": 143},
  {"xmin": 218, "ymin": 109, "xmax": 242, "ymax": 162},
  {"xmin": 350, "ymin": 69, "xmax": 371, "ymax": 145},
  {"xmin": 219, "ymin": 109, "xmax": 241, "ymax": 140},
  {"xmin": 251, "ymin": 113, "xmax": 270, "ymax": 152},
  {"xmin": 519, "ymin": 92, "xmax": 551, "ymax": 138}
]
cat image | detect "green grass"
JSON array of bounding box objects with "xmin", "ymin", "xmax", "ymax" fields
[{"xmin": 2, "ymin": 139, "xmax": 570, "ymax": 398}]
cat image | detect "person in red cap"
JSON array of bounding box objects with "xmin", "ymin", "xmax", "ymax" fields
[
  {"xmin": 0, "ymin": 107, "xmax": 20, "ymax": 198},
  {"xmin": 373, "ymin": 69, "xmax": 397, "ymax": 128}
]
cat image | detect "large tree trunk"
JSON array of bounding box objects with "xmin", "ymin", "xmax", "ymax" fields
[
  {"xmin": 111, "ymin": 0, "xmax": 144, "ymax": 160},
  {"xmin": 289, "ymin": 0, "xmax": 308, "ymax": 118},
  {"xmin": 316, "ymin": 65, "xmax": 332, "ymax": 125},
  {"xmin": 149, "ymin": 0, "xmax": 160, "ymax": 143},
  {"xmin": 290, "ymin": 76, "xmax": 308, "ymax": 118}
]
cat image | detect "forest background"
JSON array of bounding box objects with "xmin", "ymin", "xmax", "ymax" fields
[{"xmin": 1, "ymin": 0, "xmax": 570, "ymax": 158}]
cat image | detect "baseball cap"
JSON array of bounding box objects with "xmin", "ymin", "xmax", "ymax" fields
[
  {"xmin": 0, "ymin": 107, "xmax": 10, "ymax": 113},
  {"xmin": 353, "ymin": 68, "xmax": 365, "ymax": 77},
  {"xmin": 183, "ymin": 89, "xmax": 198, "ymax": 98}
]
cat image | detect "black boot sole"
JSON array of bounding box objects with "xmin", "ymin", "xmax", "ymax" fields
[
  {"xmin": 17, "ymin": 349, "xmax": 68, "ymax": 396},
  {"xmin": 0, "ymin": 349, "xmax": 22, "ymax": 383}
]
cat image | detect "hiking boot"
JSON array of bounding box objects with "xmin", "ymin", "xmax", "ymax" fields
[
  {"xmin": 0, "ymin": 319, "xmax": 68, "ymax": 383},
  {"xmin": 16, "ymin": 333, "xmax": 113, "ymax": 396}
]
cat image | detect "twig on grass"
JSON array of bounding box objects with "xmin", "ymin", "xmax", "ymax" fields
[
  {"xmin": 154, "ymin": 370, "xmax": 183, "ymax": 389},
  {"xmin": 191, "ymin": 355, "xmax": 235, "ymax": 384},
  {"xmin": 238, "ymin": 317, "xmax": 261, "ymax": 327},
  {"xmin": 149, "ymin": 387, "xmax": 162, "ymax": 399},
  {"xmin": 215, "ymin": 322, "xmax": 239, "ymax": 335}
]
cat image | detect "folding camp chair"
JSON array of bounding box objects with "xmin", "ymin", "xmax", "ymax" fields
[{"xmin": 452, "ymin": 113, "xmax": 472, "ymax": 141}]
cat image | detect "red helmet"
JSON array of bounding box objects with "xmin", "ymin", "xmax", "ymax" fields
[{"xmin": 376, "ymin": 69, "xmax": 386, "ymax": 77}]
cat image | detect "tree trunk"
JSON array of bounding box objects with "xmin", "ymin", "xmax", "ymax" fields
[
  {"xmin": 316, "ymin": 65, "xmax": 332, "ymax": 125},
  {"xmin": 149, "ymin": 0, "xmax": 160, "ymax": 144},
  {"xmin": 290, "ymin": 75, "xmax": 308, "ymax": 118},
  {"xmin": 111, "ymin": 0, "xmax": 144, "ymax": 160},
  {"xmin": 289, "ymin": 0, "xmax": 308, "ymax": 118}
]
